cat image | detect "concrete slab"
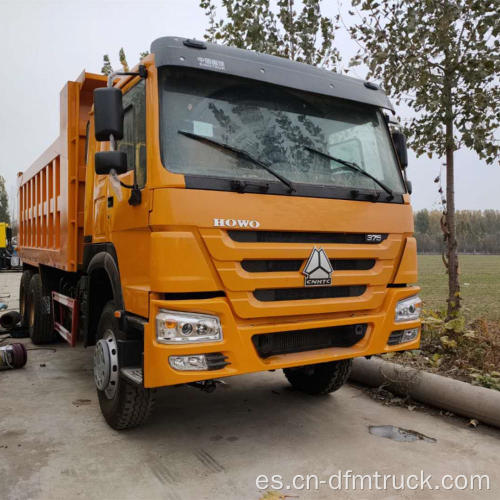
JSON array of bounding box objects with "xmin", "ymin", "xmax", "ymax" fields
[{"xmin": 1, "ymin": 272, "xmax": 499, "ymax": 499}]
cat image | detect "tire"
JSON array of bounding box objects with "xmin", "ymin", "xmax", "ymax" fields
[
  {"xmin": 95, "ymin": 301, "xmax": 156, "ymax": 430},
  {"xmin": 283, "ymin": 359, "xmax": 353, "ymax": 395},
  {"xmin": 19, "ymin": 269, "xmax": 34, "ymax": 328},
  {"xmin": 28, "ymin": 273, "xmax": 57, "ymax": 344}
]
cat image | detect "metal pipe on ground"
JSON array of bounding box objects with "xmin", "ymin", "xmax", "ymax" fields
[{"xmin": 350, "ymin": 357, "xmax": 500, "ymax": 429}]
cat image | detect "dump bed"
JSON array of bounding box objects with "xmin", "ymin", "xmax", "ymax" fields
[{"xmin": 18, "ymin": 72, "xmax": 106, "ymax": 272}]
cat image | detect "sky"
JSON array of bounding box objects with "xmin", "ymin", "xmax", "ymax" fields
[{"xmin": 0, "ymin": 0, "xmax": 498, "ymax": 217}]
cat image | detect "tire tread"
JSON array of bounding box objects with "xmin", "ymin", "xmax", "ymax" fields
[
  {"xmin": 96, "ymin": 302, "xmax": 156, "ymax": 430},
  {"xmin": 284, "ymin": 359, "xmax": 352, "ymax": 395},
  {"xmin": 19, "ymin": 270, "xmax": 34, "ymax": 328},
  {"xmin": 29, "ymin": 274, "xmax": 56, "ymax": 344}
]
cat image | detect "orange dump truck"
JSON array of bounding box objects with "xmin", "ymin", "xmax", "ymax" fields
[{"xmin": 18, "ymin": 37, "xmax": 421, "ymax": 429}]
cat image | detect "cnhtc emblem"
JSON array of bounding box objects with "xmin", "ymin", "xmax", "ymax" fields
[{"xmin": 302, "ymin": 247, "xmax": 333, "ymax": 287}]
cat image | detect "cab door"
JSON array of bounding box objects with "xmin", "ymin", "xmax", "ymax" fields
[{"xmin": 108, "ymin": 78, "xmax": 151, "ymax": 317}]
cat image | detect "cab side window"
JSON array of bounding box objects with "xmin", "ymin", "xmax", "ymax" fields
[{"xmin": 117, "ymin": 79, "xmax": 146, "ymax": 187}]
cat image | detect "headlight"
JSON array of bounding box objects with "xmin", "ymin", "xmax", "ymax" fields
[
  {"xmin": 395, "ymin": 295, "xmax": 422, "ymax": 322},
  {"xmin": 156, "ymin": 310, "xmax": 222, "ymax": 344}
]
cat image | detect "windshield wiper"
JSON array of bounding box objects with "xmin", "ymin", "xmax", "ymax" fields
[
  {"xmin": 304, "ymin": 145, "xmax": 394, "ymax": 200},
  {"xmin": 179, "ymin": 130, "xmax": 296, "ymax": 193}
]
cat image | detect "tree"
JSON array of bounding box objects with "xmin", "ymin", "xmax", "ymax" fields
[
  {"xmin": 0, "ymin": 175, "xmax": 10, "ymax": 224},
  {"xmin": 349, "ymin": 0, "xmax": 499, "ymax": 319},
  {"xmin": 101, "ymin": 48, "xmax": 138, "ymax": 76},
  {"xmin": 119, "ymin": 48, "xmax": 129, "ymax": 72},
  {"xmin": 101, "ymin": 54, "xmax": 113, "ymax": 76},
  {"xmin": 413, "ymin": 209, "xmax": 500, "ymax": 254},
  {"xmin": 414, "ymin": 209, "xmax": 430, "ymax": 234},
  {"xmin": 200, "ymin": 0, "xmax": 340, "ymax": 69}
]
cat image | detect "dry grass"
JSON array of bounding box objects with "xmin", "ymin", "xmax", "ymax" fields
[{"xmin": 388, "ymin": 255, "xmax": 500, "ymax": 390}]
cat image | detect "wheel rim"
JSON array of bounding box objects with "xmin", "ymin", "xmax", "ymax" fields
[{"xmin": 93, "ymin": 329, "xmax": 119, "ymax": 399}]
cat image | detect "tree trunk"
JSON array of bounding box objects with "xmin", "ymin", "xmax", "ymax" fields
[{"xmin": 445, "ymin": 119, "xmax": 460, "ymax": 319}]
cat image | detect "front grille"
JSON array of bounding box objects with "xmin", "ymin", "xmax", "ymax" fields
[
  {"xmin": 254, "ymin": 285, "xmax": 366, "ymax": 302},
  {"xmin": 253, "ymin": 324, "xmax": 367, "ymax": 358},
  {"xmin": 205, "ymin": 353, "xmax": 230, "ymax": 370},
  {"xmin": 228, "ymin": 230, "xmax": 387, "ymax": 244},
  {"xmin": 241, "ymin": 259, "xmax": 375, "ymax": 273}
]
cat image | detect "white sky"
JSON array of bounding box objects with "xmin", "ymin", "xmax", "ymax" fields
[{"xmin": 0, "ymin": 0, "xmax": 498, "ymax": 215}]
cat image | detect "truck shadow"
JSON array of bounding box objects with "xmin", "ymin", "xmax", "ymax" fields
[{"xmin": 131, "ymin": 372, "xmax": 350, "ymax": 449}]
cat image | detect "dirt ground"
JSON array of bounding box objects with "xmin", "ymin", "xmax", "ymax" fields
[{"xmin": 1, "ymin": 272, "xmax": 500, "ymax": 499}]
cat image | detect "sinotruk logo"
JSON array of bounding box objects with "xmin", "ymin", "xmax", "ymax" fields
[{"xmin": 302, "ymin": 247, "xmax": 333, "ymax": 286}]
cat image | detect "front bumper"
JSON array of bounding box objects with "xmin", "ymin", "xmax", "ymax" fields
[{"xmin": 143, "ymin": 286, "xmax": 420, "ymax": 388}]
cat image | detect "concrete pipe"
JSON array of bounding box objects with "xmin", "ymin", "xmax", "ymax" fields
[
  {"xmin": 0, "ymin": 310, "xmax": 21, "ymax": 331},
  {"xmin": 350, "ymin": 357, "xmax": 500, "ymax": 429}
]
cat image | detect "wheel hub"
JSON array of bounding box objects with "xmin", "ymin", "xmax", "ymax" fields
[{"xmin": 93, "ymin": 330, "xmax": 119, "ymax": 399}]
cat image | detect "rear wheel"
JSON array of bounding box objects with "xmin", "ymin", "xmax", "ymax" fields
[
  {"xmin": 19, "ymin": 269, "xmax": 34, "ymax": 328},
  {"xmin": 28, "ymin": 273, "xmax": 56, "ymax": 344},
  {"xmin": 283, "ymin": 359, "xmax": 352, "ymax": 395},
  {"xmin": 94, "ymin": 301, "xmax": 156, "ymax": 430}
]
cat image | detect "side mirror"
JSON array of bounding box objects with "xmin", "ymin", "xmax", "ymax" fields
[
  {"xmin": 392, "ymin": 130, "xmax": 408, "ymax": 169},
  {"xmin": 406, "ymin": 180, "xmax": 413, "ymax": 194},
  {"xmin": 95, "ymin": 151, "xmax": 127, "ymax": 175},
  {"xmin": 93, "ymin": 87, "xmax": 124, "ymax": 141}
]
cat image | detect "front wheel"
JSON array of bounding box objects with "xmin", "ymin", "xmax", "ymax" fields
[
  {"xmin": 94, "ymin": 301, "xmax": 156, "ymax": 430},
  {"xmin": 283, "ymin": 359, "xmax": 352, "ymax": 395}
]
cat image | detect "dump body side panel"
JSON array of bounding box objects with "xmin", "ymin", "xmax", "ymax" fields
[{"xmin": 18, "ymin": 73, "xmax": 106, "ymax": 272}]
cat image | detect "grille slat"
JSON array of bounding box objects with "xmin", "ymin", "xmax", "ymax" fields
[
  {"xmin": 241, "ymin": 258, "xmax": 375, "ymax": 273},
  {"xmin": 228, "ymin": 230, "xmax": 387, "ymax": 244},
  {"xmin": 254, "ymin": 285, "xmax": 366, "ymax": 302},
  {"xmin": 253, "ymin": 324, "xmax": 367, "ymax": 358}
]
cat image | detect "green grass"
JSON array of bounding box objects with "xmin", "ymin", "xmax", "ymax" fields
[{"xmin": 418, "ymin": 254, "xmax": 500, "ymax": 321}]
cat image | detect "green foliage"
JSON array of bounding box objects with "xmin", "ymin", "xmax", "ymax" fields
[
  {"xmin": 101, "ymin": 48, "xmax": 142, "ymax": 76},
  {"xmin": 412, "ymin": 309, "xmax": 500, "ymax": 390},
  {"xmin": 119, "ymin": 47, "xmax": 129, "ymax": 72},
  {"xmin": 415, "ymin": 209, "xmax": 500, "ymax": 254},
  {"xmin": 470, "ymin": 370, "xmax": 500, "ymax": 391},
  {"xmin": 101, "ymin": 54, "xmax": 113, "ymax": 76},
  {"xmin": 0, "ymin": 176, "xmax": 10, "ymax": 224},
  {"xmin": 200, "ymin": 0, "xmax": 339, "ymax": 69},
  {"xmin": 349, "ymin": 0, "xmax": 499, "ymax": 163}
]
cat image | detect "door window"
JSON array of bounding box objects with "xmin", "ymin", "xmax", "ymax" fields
[{"xmin": 117, "ymin": 79, "xmax": 146, "ymax": 187}]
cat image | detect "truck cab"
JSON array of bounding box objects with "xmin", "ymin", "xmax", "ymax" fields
[{"xmin": 19, "ymin": 36, "xmax": 421, "ymax": 429}]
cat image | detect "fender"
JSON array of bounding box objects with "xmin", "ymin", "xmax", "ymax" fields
[
  {"xmin": 83, "ymin": 244, "xmax": 124, "ymax": 346},
  {"xmin": 86, "ymin": 251, "xmax": 124, "ymax": 310}
]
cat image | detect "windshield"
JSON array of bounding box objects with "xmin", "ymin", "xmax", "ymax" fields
[{"xmin": 158, "ymin": 67, "xmax": 405, "ymax": 198}]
